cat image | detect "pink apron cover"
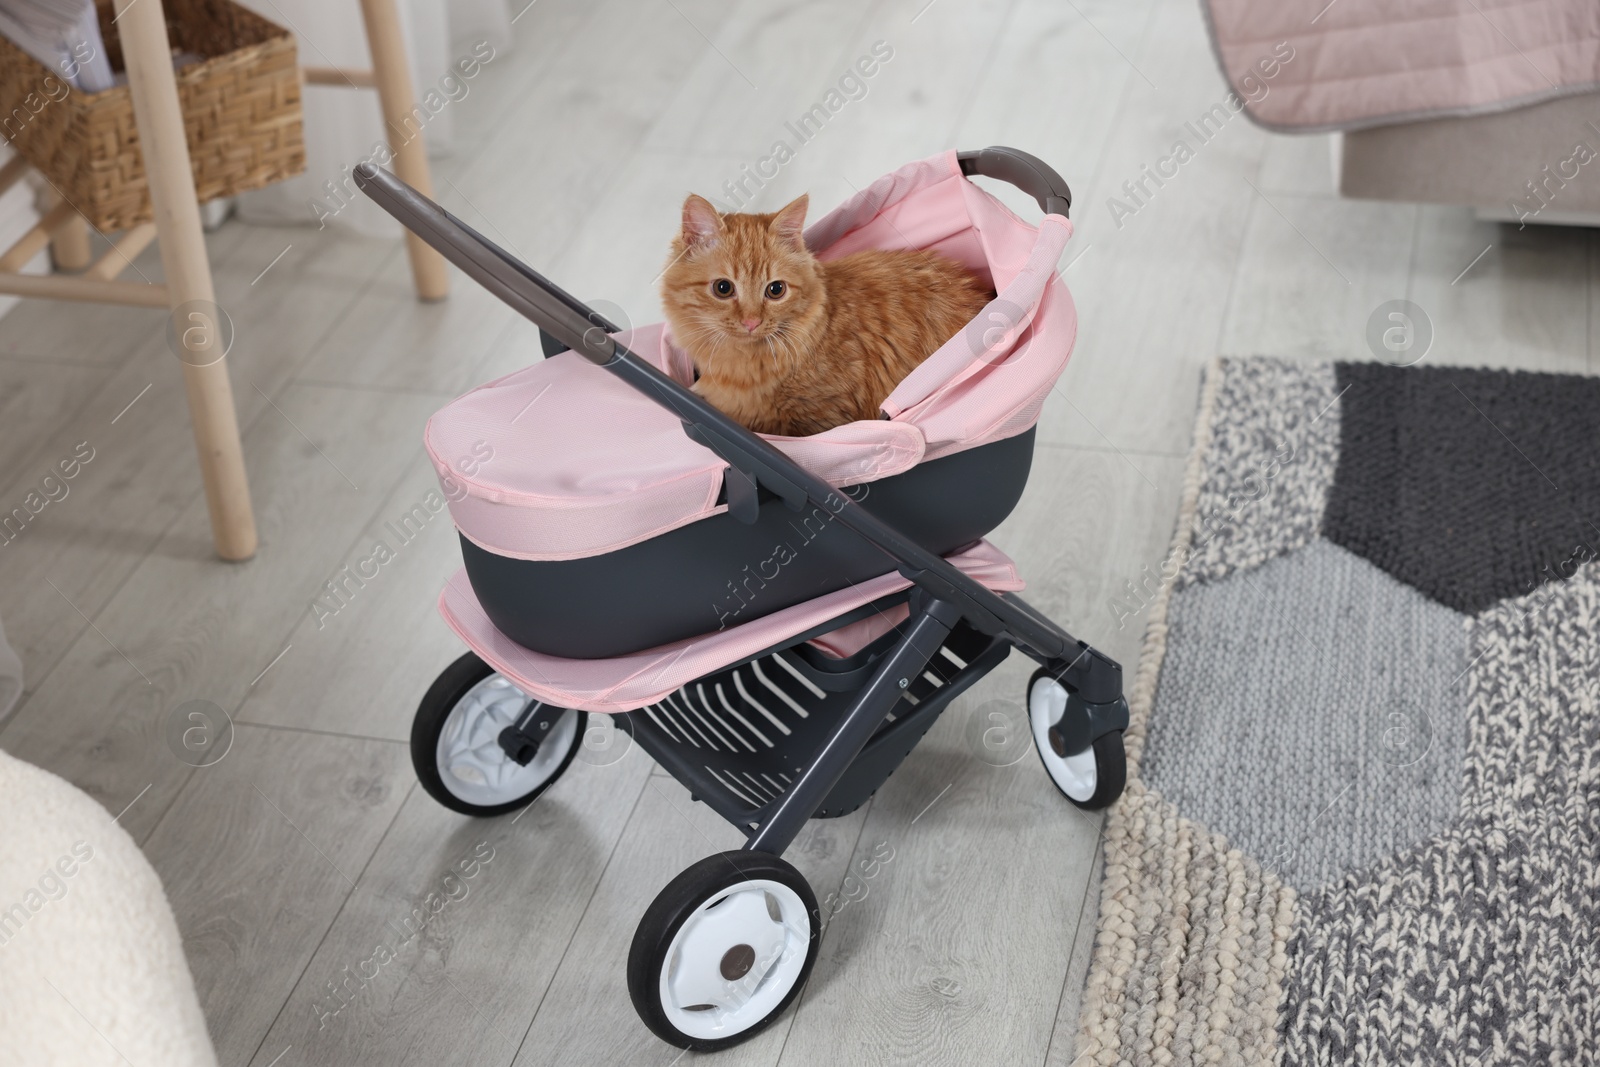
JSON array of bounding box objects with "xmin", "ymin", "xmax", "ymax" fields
[
  {"xmin": 437, "ymin": 540, "xmax": 1024, "ymax": 714},
  {"xmin": 425, "ymin": 150, "xmax": 1076, "ymax": 563}
]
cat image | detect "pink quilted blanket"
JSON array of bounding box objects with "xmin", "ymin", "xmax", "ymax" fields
[{"xmin": 1203, "ymin": 0, "xmax": 1600, "ymax": 131}]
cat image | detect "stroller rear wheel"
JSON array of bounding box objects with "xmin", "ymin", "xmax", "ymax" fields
[
  {"xmin": 628, "ymin": 851, "xmax": 819, "ymax": 1051},
  {"xmin": 1027, "ymin": 668, "xmax": 1126, "ymax": 810},
  {"xmin": 412, "ymin": 651, "xmax": 583, "ymax": 816}
]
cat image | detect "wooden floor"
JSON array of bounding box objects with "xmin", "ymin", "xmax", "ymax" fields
[{"xmin": 2, "ymin": 0, "xmax": 1594, "ymax": 1063}]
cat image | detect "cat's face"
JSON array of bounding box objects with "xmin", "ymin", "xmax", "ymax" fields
[{"xmin": 661, "ymin": 194, "xmax": 822, "ymax": 362}]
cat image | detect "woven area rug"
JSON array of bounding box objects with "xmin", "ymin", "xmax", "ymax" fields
[{"xmin": 1072, "ymin": 357, "xmax": 1600, "ymax": 1066}]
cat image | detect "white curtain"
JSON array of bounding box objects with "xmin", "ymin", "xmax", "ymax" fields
[{"xmin": 233, "ymin": 0, "xmax": 515, "ymax": 237}]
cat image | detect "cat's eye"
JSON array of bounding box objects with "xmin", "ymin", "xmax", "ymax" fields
[
  {"xmin": 712, "ymin": 279, "xmax": 735, "ymax": 298},
  {"xmin": 766, "ymin": 281, "xmax": 786, "ymax": 299}
]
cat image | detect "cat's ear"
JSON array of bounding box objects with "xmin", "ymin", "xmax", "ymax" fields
[
  {"xmin": 771, "ymin": 194, "xmax": 808, "ymax": 250},
  {"xmin": 681, "ymin": 194, "xmax": 722, "ymax": 249}
]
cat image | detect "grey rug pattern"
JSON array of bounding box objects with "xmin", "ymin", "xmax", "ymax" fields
[
  {"xmin": 1077, "ymin": 356, "xmax": 1600, "ymax": 1066},
  {"xmin": 1179, "ymin": 357, "xmax": 1341, "ymax": 589},
  {"xmin": 1145, "ymin": 539, "xmax": 1468, "ymax": 891},
  {"xmin": 1281, "ymin": 563, "xmax": 1600, "ymax": 1065}
]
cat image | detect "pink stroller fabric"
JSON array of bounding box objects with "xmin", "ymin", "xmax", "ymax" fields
[
  {"xmin": 438, "ymin": 540, "xmax": 1024, "ymax": 714},
  {"xmin": 425, "ymin": 150, "xmax": 1078, "ymax": 563}
]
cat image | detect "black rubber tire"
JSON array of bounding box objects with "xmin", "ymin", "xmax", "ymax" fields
[
  {"xmin": 1060, "ymin": 730, "xmax": 1126, "ymax": 811},
  {"xmin": 411, "ymin": 651, "xmax": 583, "ymax": 817},
  {"xmin": 627, "ymin": 851, "xmax": 820, "ymax": 1052},
  {"xmin": 1028, "ymin": 667, "xmax": 1127, "ymax": 811}
]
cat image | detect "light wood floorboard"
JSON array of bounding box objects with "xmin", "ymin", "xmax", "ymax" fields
[
  {"xmin": 0, "ymin": 232, "xmax": 169, "ymax": 364},
  {"xmin": 1254, "ymin": 131, "xmax": 1337, "ymax": 197},
  {"xmin": 245, "ymin": 755, "xmax": 654, "ymax": 1067},
  {"xmin": 0, "ymin": 383, "xmax": 440, "ymax": 840},
  {"xmin": 1406, "ymin": 206, "xmax": 1591, "ymax": 374},
  {"xmin": 241, "ymin": 455, "xmax": 474, "ymax": 741},
  {"xmin": 771, "ymin": 663, "xmax": 1099, "ymax": 1067},
  {"xmin": 142, "ymin": 725, "xmax": 413, "ymax": 1067},
  {"xmin": 1035, "ymin": 0, "xmax": 1269, "ymax": 456},
  {"xmin": 1043, "ymin": 837, "xmax": 1105, "ymax": 1067},
  {"xmin": 1216, "ymin": 191, "xmax": 1417, "ymax": 362}
]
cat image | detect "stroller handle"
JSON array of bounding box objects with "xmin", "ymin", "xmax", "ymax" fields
[
  {"xmin": 354, "ymin": 158, "xmax": 1121, "ymax": 704},
  {"xmin": 957, "ymin": 147, "xmax": 1071, "ymax": 218}
]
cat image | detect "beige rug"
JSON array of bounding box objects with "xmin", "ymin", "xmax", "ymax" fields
[{"xmin": 1073, "ymin": 360, "xmax": 1298, "ymax": 1065}]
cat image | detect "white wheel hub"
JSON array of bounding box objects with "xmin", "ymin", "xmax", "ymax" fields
[
  {"xmin": 659, "ymin": 879, "xmax": 810, "ymax": 1041},
  {"xmin": 436, "ymin": 674, "xmax": 579, "ymax": 807},
  {"xmin": 1029, "ymin": 675, "xmax": 1099, "ymax": 802}
]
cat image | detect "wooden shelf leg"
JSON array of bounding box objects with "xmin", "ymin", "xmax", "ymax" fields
[
  {"xmin": 44, "ymin": 190, "xmax": 93, "ymax": 271},
  {"xmin": 114, "ymin": 0, "xmax": 258, "ymax": 561},
  {"xmin": 359, "ymin": 0, "xmax": 450, "ymax": 302}
]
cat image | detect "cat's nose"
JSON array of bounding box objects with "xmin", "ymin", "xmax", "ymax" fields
[{"xmin": 741, "ymin": 318, "xmax": 761, "ymax": 332}]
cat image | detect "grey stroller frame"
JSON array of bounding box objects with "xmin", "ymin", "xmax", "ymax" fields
[{"xmin": 357, "ymin": 151, "xmax": 1128, "ymax": 1052}]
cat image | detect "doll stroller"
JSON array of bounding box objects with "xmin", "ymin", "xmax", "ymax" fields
[{"xmin": 356, "ymin": 147, "xmax": 1129, "ymax": 1053}]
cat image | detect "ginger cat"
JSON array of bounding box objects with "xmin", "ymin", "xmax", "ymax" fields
[{"xmin": 661, "ymin": 193, "xmax": 991, "ymax": 437}]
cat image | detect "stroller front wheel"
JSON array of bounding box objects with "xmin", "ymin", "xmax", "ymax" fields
[
  {"xmin": 411, "ymin": 651, "xmax": 583, "ymax": 816},
  {"xmin": 1027, "ymin": 669, "xmax": 1127, "ymax": 810},
  {"xmin": 627, "ymin": 851, "xmax": 820, "ymax": 1051}
]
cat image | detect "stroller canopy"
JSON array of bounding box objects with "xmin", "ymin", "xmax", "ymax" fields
[{"xmin": 425, "ymin": 150, "xmax": 1078, "ymax": 562}]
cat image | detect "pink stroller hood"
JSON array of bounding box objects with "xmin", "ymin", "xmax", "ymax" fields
[{"xmin": 426, "ymin": 150, "xmax": 1077, "ymax": 562}]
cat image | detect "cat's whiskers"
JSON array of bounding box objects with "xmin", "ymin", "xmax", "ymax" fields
[
  {"xmin": 763, "ymin": 322, "xmax": 799, "ymax": 366},
  {"xmin": 678, "ymin": 315, "xmax": 729, "ymax": 351}
]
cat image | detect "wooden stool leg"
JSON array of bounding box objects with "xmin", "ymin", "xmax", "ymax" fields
[
  {"xmin": 114, "ymin": 0, "xmax": 257, "ymax": 561},
  {"xmin": 359, "ymin": 0, "xmax": 449, "ymax": 301},
  {"xmin": 44, "ymin": 190, "xmax": 93, "ymax": 271}
]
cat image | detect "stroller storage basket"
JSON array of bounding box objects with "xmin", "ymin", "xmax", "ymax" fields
[
  {"xmin": 465, "ymin": 427, "xmax": 1035, "ymax": 658},
  {"xmin": 619, "ymin": 611, "xmax": 1010, "ymax": 826}
]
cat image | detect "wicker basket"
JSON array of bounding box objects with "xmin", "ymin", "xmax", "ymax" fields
[{"xmin": 0, "ymin": 0, "xmax": 305, "ymax": 232}]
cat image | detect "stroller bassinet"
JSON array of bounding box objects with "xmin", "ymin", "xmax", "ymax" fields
[
  {"xmin": 357, "ymin": 148, "xmax": 1130, "ymax": 1054},
  {"xmin": 423, "ymin": 150, "xmax": 1078, "ymax": 658}
]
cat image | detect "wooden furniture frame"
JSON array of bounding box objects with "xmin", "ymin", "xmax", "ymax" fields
[{"xmin": 0, "ymin": 0, "xmax": 448, "ymax": 561}]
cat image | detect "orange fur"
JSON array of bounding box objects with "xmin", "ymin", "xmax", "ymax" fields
[{"xmin": 660, "ymin": 193, "xmax": 991, "ymax": 437}]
